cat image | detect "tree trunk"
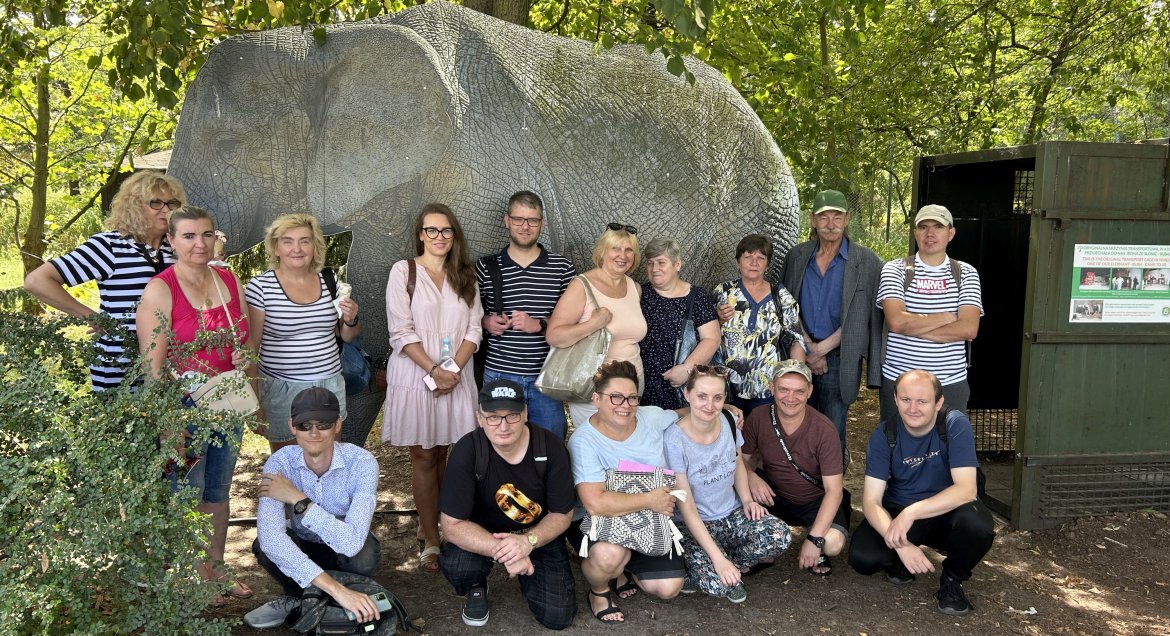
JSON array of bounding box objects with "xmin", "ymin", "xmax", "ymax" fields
[
  {"xmin": 20, "ymin": 61, "xmax": 51, "ymax": 314},
  {"xmin": 463, "ymin": 0, "xmax": 530, "ymax": 27}
]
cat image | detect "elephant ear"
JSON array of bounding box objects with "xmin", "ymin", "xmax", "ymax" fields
[{"xmin": 307, "ymin": 24, "xmax": 456, "ymax": 224}]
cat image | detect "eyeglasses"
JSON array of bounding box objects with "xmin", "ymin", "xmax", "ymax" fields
[
  {"xmin": 293, "ymin": 420, "xmax": 337, "ymax": 431},
  {"xmin": 148, "ymin": 198, "xmax": 183, "ymax": 211},
  {"xmin": 481, "ymin": 412, "xmax": 524, "ymax": 426},
  {"xmin": 421, "ymin": 226, "xmax": 455, "ymax": 239},
  {"xmin": 606, "ymin": 223, "xmax": 638, "ymax": 235},
  {"xmin": 508, "ymin": 214, "xmax": 543, "ymax": 227},
  {"xmin": 599, "ymin": 392, "xmax": 640, "ymax": 406},
  {"xmin": 692, "ymin": 364, "xmax": 731, "ymax": 377}
]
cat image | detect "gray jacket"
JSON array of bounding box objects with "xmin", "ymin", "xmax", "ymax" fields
[{"xmin": 782, "ymin": 237, "xmax": 884, "ymax": 404}]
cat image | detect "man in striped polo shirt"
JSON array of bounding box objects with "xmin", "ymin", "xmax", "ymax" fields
[
  {"xmin": 476, "ymin": 191, "xmax": 576, "ymax": 438},
  {"xmin": 875, "ymin": 204, "xmax": 983, "ymax": 425}
]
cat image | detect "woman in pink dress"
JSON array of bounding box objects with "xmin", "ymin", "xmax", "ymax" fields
[
  {"xmin": 382, "ymin": 203, "xmax": 483, "ymax": 572},
  {"xmin": 547, "ymin": 223, "xmax": 647, "ymax": 425}
]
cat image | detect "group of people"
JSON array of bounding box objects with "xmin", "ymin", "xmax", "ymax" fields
[{"xmin": 24, "ymin": 173, "xmax": 997, "ymax": 629}]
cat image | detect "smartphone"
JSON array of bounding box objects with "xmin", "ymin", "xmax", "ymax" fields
[{"xmin": 344, "ymin": 592, "xmax": 393, "ymax": 621}]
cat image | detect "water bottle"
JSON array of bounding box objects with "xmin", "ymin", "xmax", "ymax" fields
[{"xmin": 440, "ymin": 336, "xmax": 452, "ymax": 363}]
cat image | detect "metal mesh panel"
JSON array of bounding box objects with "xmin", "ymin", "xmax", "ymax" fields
[
  {"xmin": 1039, "ymin": 461, "xmax": 1170, "ymax": 519},
  {"xmin": 967, "ymin": 409, "xmax": 1017, "ymax": 452},
  {"xmin": 1012, "ymin": 170, "xmax": 1034, "ymax": 214}
]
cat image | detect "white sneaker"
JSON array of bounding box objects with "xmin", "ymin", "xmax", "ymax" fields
[{"xmin": 244, "ymin": 596, "xmax": 299, "ymax": 629}]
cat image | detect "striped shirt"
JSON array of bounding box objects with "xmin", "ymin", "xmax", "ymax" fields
[
  {"xmin": 49, "ymin": 231, "xmax": 174, "ymax": 391},
  {"xmin": 245, "ymin": 270, "xmax": 342, "ymax": 382},
  {"xmin": 876, "ymin": 255, "xmax": 983, "ymax": 385},
  {"xmin": 476, "ymin": 245, "xmax": 576, "ymax": 376},
  {"xmin": 256, "ymin": 442, "xmax": 379, "ymax": 588}
]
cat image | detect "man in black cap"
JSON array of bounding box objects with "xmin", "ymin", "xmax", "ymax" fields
[
  {"xmin": 244, "ymin": 387, "xmax": 382, "ymax": 629},
  {"xmin": 437, "ymin": 379, "xmax": 577, "ymax": 629}
]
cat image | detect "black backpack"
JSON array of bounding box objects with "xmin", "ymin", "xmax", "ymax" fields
[
  {"xmin": 884, "ymin": 408, "xmax": 988, "ymax": 502},
  {"xmin": 289, "ymin": 571, "xmax": 413, "ymax": 635},
  {"xmin": 472, "ymin": 423, "xmax": 548, "ymax": 482}
]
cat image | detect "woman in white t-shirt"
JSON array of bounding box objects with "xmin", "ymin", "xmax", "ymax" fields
[
  {"xmin": 664, "ymin": 365, "xmax": 791, "ymax": 603},
  {"xmin": 245, "ymin": 214, "xmax": 361, "ymax": 452}
]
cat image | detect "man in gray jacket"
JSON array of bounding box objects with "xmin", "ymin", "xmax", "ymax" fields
[{"xmin": 782, "ymin": 189, "xmax": 884, "ymax": 461}]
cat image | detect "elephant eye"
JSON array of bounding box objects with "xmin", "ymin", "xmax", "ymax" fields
[{"xmin": 215, "ymin": 137, "xmax": 241, "ymax": 164}]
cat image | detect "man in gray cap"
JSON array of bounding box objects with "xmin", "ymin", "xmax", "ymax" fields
[
  {"xmin": 437, "ymin": 379, "xmax": 577, "ymax": 629},
  {"xmin": 782, "ymin": 189, "xmax": 883, "ymax": 462},
  {"xmin": 875, "ymin": 204, "xmax": 983, "ymax": 424},
  {"xmin": 245, "ymin": 387, "xmax": 382, "ymax": 629}
]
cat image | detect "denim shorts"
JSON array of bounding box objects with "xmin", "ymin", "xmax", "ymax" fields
[
  {"xmin": 259, "ymin": 372, "xmax": 348, "ymax": 442},
  {"xmin": 171, "ymin": 399, "xmax": 243, "ymax": 505}
]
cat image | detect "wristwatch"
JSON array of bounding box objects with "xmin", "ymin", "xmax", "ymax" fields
[
  {"xmin": 537, "ymin": 318, "xmax": 548, "ymax": 334},
  {"xmin": 293, "ymin": 497, "xmax": 313, "ymax": 515},
  {"xmin": 526, "ymin": 532, "xmax": 539, "ymax": 548},
  {"xmin": 806, "ymin": 535, "xmax": 826, "ymax": 550}
]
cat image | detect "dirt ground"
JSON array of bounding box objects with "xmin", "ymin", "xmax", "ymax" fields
[{"xmin": 215, "ymin": 388, "xmax": 1170, "ymax": 635}]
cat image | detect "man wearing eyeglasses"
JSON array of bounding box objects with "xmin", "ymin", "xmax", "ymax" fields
[
  {"xmin": 245, "ymin": 387, "xmax": 382, "ymax": 629},
  {"xmin": 437, "ymin": 379, "xmax": 577, "ymax": 629},
  {"xmin": 477, "ymin": 191, "xmax": 577, "ymax": 439}
]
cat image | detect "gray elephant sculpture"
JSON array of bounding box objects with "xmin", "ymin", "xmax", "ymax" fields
[{"xmin": 168, "ymin": 0, "xmax": 801, "ymax": 445}]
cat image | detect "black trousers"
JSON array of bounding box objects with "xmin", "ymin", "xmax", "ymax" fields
[
  {"xmin": 252, "ymin": 531, "xmax": 381, "ymax": 597},
  {"xmin": 848, "ymin": 499, "xmax": 995, "ymax": 581},
  {"xmin": 439, "ymin": 540, "xmax": 577, "ymax": 630}
]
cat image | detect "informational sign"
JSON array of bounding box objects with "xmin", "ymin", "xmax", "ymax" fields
[{"xmin": 1070, "ymin": 244, "xmax": 1170, "ymax": 323}]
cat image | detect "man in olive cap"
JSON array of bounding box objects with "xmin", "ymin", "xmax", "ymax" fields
[{"xmin": 782, "ymin": 189, "xmax": 883, "ymax": 461}]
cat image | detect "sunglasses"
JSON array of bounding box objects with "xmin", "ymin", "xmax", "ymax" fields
[
  {"xmin": 599, "ymin": 392, "xmax": 640, "ymax": 406},
  {"xmin": 293, "ymin": 419, "xmax": 337, "ymax": 432},
  {"xmin": 421, "ymin": 226, "xmax": 455, "ymax": 239},
  {"xmin": 148, "ymin": 198, "xmax": 183, "ymax": 211},
  {"xmin": 692, "ymin": 364, "xmax": 731, "ymax": 377},
  {"xmin": 606, "ymin": 222, "xmax": 638, "ymax": 235}
]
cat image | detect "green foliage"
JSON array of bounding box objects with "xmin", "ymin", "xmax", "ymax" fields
[{"xmin": 0, "ymin": 311, "xmax": 251, "ymax": 634}]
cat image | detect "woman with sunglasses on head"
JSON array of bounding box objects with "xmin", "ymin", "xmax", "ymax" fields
[
  {"xmin": 663, "ymin": 365, "xmax": 791, "ymax": 603},
  {"xmin": 245, "ymin": 214, "xmax": 360, "ymax": 453},
  {"xmin": 639, "ymin": 238, "xmax": 720, "ymax": 410},
  {"xmin": 24, "ymin": 170, "xmax": 187, "ymax": 391},
  {"xmin": 136, "ymin": 205, "xmax": 254, "ymax": 604},
  {"xmin": 546, "ymin": 223, "xmax": 646, "ymax": 425},
  {"xmin": 712, "ymin": 233, "xmax": 806, "ymax": 415},
  {"xmin": 381, "ymin": 204, "xmax": 483, "ymax": 573},
  {"xmin": 565, "ymin": 360, "xmax": 685, "ymax": 625}
]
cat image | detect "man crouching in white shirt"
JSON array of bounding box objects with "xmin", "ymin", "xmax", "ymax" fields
[{"xmin": 244, "ymin": 387, "xmax": 382, "ymax": 629}]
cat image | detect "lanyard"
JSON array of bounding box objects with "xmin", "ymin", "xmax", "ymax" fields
[
  {"xmin": 137, "ymin": 243, "xmax": 168, "ymax": 275},
  {"xmin": 769, "ymin": 405, "xmax": 822, "ymax": 489}
]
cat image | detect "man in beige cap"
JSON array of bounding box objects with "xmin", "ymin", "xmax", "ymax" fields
[
  {"xmin": 875, "ymin": 204, "xmax": 983, "ymax": 425},
  {"xmin": 782, "ymin": 189, "xmax": 883, "ymax": 462}
]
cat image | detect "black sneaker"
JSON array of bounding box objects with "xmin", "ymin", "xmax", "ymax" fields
[
  {"xmin": 935, "ymin": 574, "xmax": 973, "ymax": 616},
  {"xmin": 462, "ymin": 585, "xmax": 490, "ymax": 627},
  {"xmin": 885, "ymin": 563, "xmax": 916, "ymax": 585}
]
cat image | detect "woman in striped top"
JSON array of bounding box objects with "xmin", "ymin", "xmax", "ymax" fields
[
  {"xmin": 24, "ymin": 170, "xmax": 186, "ymax": 391},
  {"xmin": 245, "ymin": 214, "xmax": 361, "ymax": 452}
]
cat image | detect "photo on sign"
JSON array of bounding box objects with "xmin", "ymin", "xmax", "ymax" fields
[{"xmin": 1069, "ymin": 300, "xmax": 1103, "ymax": 321}]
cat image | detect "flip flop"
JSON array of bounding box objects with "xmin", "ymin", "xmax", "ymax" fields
[
  {"xmin": 613, "ymin": 570, "xmax": 639, "ymax": 599},
  {"xmin": 419, "ymin": 545, "xmax": 441, "ymax": 573},
  {"xmin": 809, "ymin": 554, "xmax": 833, "ymax": 576},
  {"xmin": 588, "ymin": 589, "xmax": 625, "ymax": 625}
]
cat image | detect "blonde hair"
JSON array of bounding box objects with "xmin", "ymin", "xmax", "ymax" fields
[
  {"xmin": 263, "ymin": 213, "xmax": 327, "ymax": 272},
  {"xmin": 108, "ymin": 170, "xmax": 187, "ymax": 243},
  {"xmin": 591, "ymin": 227, "xmax": 640, "ymax": 271}
]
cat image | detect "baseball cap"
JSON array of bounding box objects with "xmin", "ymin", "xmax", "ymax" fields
[
  {"xmin": 773, "ymin": 359, "xmax": 813, "ymax": 383},
  {"xmin": 812, "ymin": 190, "xmax": 848, "ymax": 215},
  {"xmin": 914, "ymin": 204, "xmax": 953, "ymax": 227},
  {"xmin": 290, "ymin": 387, "xmax": 341, "ymax": 426},
  {"xmin": 479, "ymin": 379, "xmax": 526, "ymax": 412}
]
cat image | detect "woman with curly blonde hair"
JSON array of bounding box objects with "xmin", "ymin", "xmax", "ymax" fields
[{"xmin": 24, "ymin": 169, "xmax": 187, "ymax": 390}]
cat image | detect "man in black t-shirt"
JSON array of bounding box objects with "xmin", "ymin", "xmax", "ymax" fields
[{"xmin": 438, "ymin": 379, "xmax": 577, "ymax": 629}]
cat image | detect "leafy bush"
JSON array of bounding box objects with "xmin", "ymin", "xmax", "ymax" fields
[{"xmin": 0, "ymin": 311, "xmax": 244, "ymax": 635}]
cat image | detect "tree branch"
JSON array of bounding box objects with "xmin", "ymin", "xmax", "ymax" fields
[
  {"xmin": 0, "ymin": 143, "xmax": 34, "ymax": 171},
  {"xmin": 59, "ymin": 112, "xmax": 150, "ymax": 232}
]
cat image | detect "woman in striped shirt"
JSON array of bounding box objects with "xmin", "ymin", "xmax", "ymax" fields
[{"xmin": 245, "ymin": 214, "xmax": 361, "ymax": 452}]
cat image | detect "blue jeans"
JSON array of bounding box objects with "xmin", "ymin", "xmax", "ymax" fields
[
  {"xmin": 809, "ymin": 349, "xmax": 848, "ymax": 453},
  {"xmin": 484, "ymin": 369, "xmax": 567, "ymax": 439},
  {"xmin": 169, "ymin": 397, "xmax": 242, "ymax": 504}
]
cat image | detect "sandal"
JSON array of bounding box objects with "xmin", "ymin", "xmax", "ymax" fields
[
  {"xmin": 809, "ymin": 554, "xmax": 833, "ymax": 576},
  {"xmin": 587, "ymin": 589, "xmax": 625, "ymax": 625},
  {"xmin": 419, "ymin": 545, "xmax": 441, "ymax": 573},
  {"xmin": 613, "ymin": 570, "xmax": 639, "ymax": 599},
  {"xmin": 222, "ymin": 579, "xmax": 254, "ymax": 599}
]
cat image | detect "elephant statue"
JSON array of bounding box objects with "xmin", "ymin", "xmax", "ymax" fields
[{"xmin": 168, "ymin": 0, "xmax": 801, "ymax": 445}]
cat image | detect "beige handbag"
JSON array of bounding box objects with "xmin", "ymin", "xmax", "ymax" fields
[
  {"xmin": 535, "ymin": 276, "xmax": 612, "ymax": 402},
  {"xmin": 189, "ymin": 269, "xmax": 259, "ymax": 415}
]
